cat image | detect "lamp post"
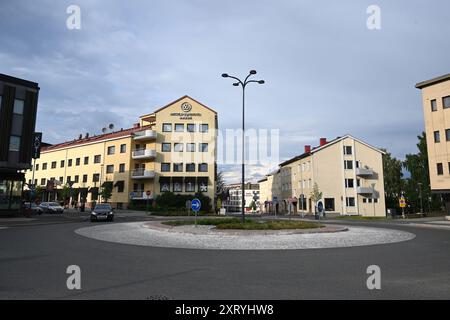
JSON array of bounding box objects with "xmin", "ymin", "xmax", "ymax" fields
[
  {"xmin": 418, "ymin": 182, "xmax": 423, "ymax": 214},
  {"xmin": 222, "ymin": 70, "xmax": 265, "ymax": 223}
]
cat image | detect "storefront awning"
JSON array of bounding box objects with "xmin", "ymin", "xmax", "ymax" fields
[
  {"xmin": 114, "ymin": 180, "xmax": 124, "ymax": 188},
  {"xmin": 101, "ymin": 181, "xmax": 113, "ymax": 189},
  {"xmin": 88, "ymin": 187, "xmax": 99, "ymax": 193}
]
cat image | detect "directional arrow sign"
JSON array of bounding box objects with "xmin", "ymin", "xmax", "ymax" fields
[{"xmin": 191, "ymin": 198, "xmax": 201, "ymax": 212}]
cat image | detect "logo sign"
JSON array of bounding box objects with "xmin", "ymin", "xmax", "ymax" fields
[
  {"xmin": 181, "ymin": 102, "xmax": 192, "ymax": 112},
  {"xmin": 191, "ymin": 198, "xmax": 201, "ymax": 212},
  {"xmin": 32, "ymin": 132, "xmax": 42, "ymax": 159}
]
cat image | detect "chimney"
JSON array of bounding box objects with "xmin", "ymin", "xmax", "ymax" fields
[
  {"xmin": 85, "ymin": 133, "xmax": 89, "ymax": 139},
  {"xmin": 78, "ymin": 134, "xmax": 82, "ymax": 140},
  {"xmin": 320, "ymin": 138, "xmax": 327, "ymax": 146},
  {"xmin": 133, "ymin": 123, "xmax": 140, "ymax": 128},
  {"xmin": 304, "ymin": 145, "xmax": 311, "ymax": 153}
]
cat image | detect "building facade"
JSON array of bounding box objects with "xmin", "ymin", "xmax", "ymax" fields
[
  {"xmin": 416, "ymin": 73, "xmax": 450, "ymax": 214},
  {"xmin": 24, "ymin": 95, "xmax": 217, "ymax": 209},
  {"xmin": 0, "ymin": 74, "xmax": 39, "ymax": 216},
  {"xmin": 259, "ymin": 135, "xmax": 386, "ymax": 217}
]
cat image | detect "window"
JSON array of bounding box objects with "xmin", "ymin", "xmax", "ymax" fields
[
  {"xmin": 431, "ymin": 99, "xmax": 437, "ymax": 111},
  {"xmin": 374, "ymin": 198, "xmax": 378, "ymax": 203},
  {"xmin": 35, "ymin": 163, "xmax": 39, "ymax": 171},
  {"xmin": 68, "ymin": 159, "xmax": 72, "ymax": 167},
  {"xmin": 74, "ymin": 175, "xmax": 79, "ymax": 183},
  {"xmin": 94, "ymin": 155, "xmax": 101, "ymax": 163},
  {"xmin": 434, "ymin": 130, "xmax": 440, "ymax": 143},
  {"xmin": 173, "ymin": 181, "xmax": 182, "ymax": 192},
  {"xmin": 93, "ymin": 174, "xmax": 100, "ymax": 182},
  {"xmin": 324, "ymin": 198, "xmax": 335, "ymax": 211},
  {"xmin": 187, "ymin": 124, "xmax": 196, "ymax": 132},
  {"xmin": 59, "ymin": 177, "xmax": 64, "ymax": 184},
  {"xmin": 186, "ymin": 163, "xmax": 195, "ymax": 172},
  {"xmin": 363, "ymin": 198, "xmax": 367, "ymax": 203},
  {"xmin": 107, "ymin": 146, "xmax": 115, "ymax": 155},
  {"xmin": 13, "ymin": 99, "xmax": 24, "ymax": 114},
  {"xmin": 84, "ymin": 156, "xmax": 89, "ymax": 165},
  {"xmin": 42, "ymin": 163, "xmax": 47, "ymax": 170},
  {"xmin": 106, "ymin": 165, "xmax": 114, "ymax": 173},
  {"xmin": 40, "ymin": 178, "xmax": 46, "ymax": 186},
  {"xmin": 185, "ymin": 180, "xmax": 195, "ymax": 192},
  {"xmin": 344, "ymin": 146, "xmax": 352, "ymax": 155},
  {"xmin": 60, "ymin": 160, "xmax": 65, "ymax": 168},
  {"xmin": 75, "ymin": 158, "xmax": 80, "ymax": 166},
  {"xmin": 51, "ymin": 161, "xmax": 56, "ymax": 169},
  {"xmin": 437, "ymin": 163, "xmax": 444, "ymax": 175},
  {"xmin": 9, "ymin": 136, "xmax": 20, "ymax": 151},
  {"xmin": 120, "ymin": 144, "xmax": 126, "ymax": 153},
  {"xmin": 175, "ymin": 124, "xmax": 184, "ymax": 132},
  {"xmin": 355, "ymin": 161, "xmax": 360, "ymax": 168},
  {"xmin": 119, "ymin": 163, "xmax": 125, "ymax": 173},
  {"xmin": 346, "ymin": 197, "xmax": 355, "ymax": 207},
  {"xmin": 162, "ymin": 123, "xmax": 172, "ymax": 132},
  {"xmin": 117, "ymin": 183, "xmax": 124, "ymax": 193},
  {"xmin": 200, "ymin": 124, "xmax": 209, "ymax": 133},
  {"xmin": 198, "ymin": 163, "xmax": 208, "ymax": 172},
  {"xmin": 186, "ymin": 143, "xmax": 195, "ymax": 152},
  {"xmin": 173, "ymin": 163, "xmax": 183, "ymax": 172},
  {"xmin": 368, "ymin": 198, "xmax": 372, "ymax": 203},
  {"xmin": 199, "ymin": 143, "xmax": 208, "ymax": 152},
  {"xmin": 344, "ymin": 160, "xmax": 353, "ymax": 170},
  {"xmin": 174, "ymin": 143, "xmax": 183, "ymax": 152},
  {"xmin": 356, "ymin": 179, "xmax": 361, "ymax": 187},
  {"xmin": 161, "ymin": 163, "xmax": 170, "ymax": 172},
  {"xmin": 345, "ymin": 179, "xmax": 354, "ymax": 188},
  {"xmin": 162, "ymin": 143, "xmax": 171, "ymax": 152},
  {"xmin": 67, "ymin": 176, "xmax": 71, "ymax": 183},
  {"xmin": 446, "ymin": 129, "xmax": 450, "ymax": 141},
  {"xmin": 443, "ymin": 96, "xmax": 450, "ymax": 109},
  {"xmin": 82, "ymin": 174, "xmax": 88, "ymax": 183}
]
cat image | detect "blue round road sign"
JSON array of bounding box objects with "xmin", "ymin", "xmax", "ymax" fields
[
  {"xmin": 191, "ymin": 198, "xmax": 201, "ymax": 212},
  {"xmin": 317, "ymin": 201, "xmax": 324, "ymax": 213}
]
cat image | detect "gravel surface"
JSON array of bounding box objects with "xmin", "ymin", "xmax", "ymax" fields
[{"xmin": 75, "ymin": 222, "xmax": 416, "ymax": 250}]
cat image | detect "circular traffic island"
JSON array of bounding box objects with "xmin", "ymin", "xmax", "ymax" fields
[{"xmin": 75, "ymin": 217, "xmax": 416, "ymax": 250}]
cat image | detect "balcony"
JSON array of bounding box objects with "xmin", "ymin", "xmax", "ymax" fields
[
  {"xmin": 356, "ymin": 167, "xmax": 374, "ymax": 177},
  {"xmin": 129, "ymin": 190, "xmax": 153, "ymax": 200},
  {"xmin": 132, "ymin": 148, "xmax": 156, "ymax": 160},
  {"xmin": 133, "ymin": 129, "xmax": 156, "ymax": 141},
  {"xmin": 357, "ymin": 186, "xmax": 374, "ymax": 195},
  {"xmin": 131, "ymin": 168, "xmax": 155, "ymax": 179}
]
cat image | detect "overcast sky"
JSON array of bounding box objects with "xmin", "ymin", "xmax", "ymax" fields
[{"xmin": 1, "ymin": 0, "xmax": 450, "ymax": 183}]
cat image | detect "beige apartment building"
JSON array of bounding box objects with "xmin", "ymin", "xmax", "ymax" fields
[
  {"xmin": 24, "ymin": 95, "xmax": 217, "ymax": 209},
  {"xmin": 259, "ymin": 135, "xmax": 386, "ymax": 216},
  {"xmin": 416, "ymin": 73, "xmax": 450, "ymax": 214}
]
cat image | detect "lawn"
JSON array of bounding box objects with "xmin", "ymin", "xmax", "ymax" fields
[{"xmin": 162, "ymin": 218, "xmax": 323, "ymax": 230}]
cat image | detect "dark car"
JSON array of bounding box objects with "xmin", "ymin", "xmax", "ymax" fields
[{"xmin": 91, "ymin": 203, "xmax": 114, "ymax": 222}]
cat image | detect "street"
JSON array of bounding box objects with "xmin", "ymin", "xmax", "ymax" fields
[{"xmin": 1, "ymin": 212, "xmax": 450, "ymax": 299}]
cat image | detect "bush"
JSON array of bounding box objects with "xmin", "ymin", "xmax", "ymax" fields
[{"xmin": 154, "ymin": 192, "xmax": 212, "ymax": 214}]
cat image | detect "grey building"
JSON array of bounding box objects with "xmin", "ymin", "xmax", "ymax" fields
[{"xmin": 0, "ymin": 73, "xmax": 39, "ymax": 216}]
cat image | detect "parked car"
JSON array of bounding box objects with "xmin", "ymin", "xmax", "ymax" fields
[
  {"xmin": 24, "ymin": 202, "xmax": 43, "ymax": 215},
  {"xmin": 90, "ymin": 203, "xmax": 114, "ymax": 222},
  {"xmin": 39, "ymin": 202, "xmax": 65, "ymax": 214}
]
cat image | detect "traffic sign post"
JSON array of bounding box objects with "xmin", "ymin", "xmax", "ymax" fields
[
  {"xmin": 399, "ymin": 195, "xmax": 406, "ymax": 219},
  {"xmin": 191, "ymin": 198, "xmax": 201, "ymax": 226},
  {"xmin": 146, "ymin": 190, "xmax": 151, "ymax": 214},
  {"xmin": 316, "ymin": 200, "xmax": 324, "ymax": 222}
]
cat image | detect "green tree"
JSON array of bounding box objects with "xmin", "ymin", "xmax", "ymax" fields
[
  {"xmin": 310, "ymin": 182, "xmax": 323, "ymax": 213},
  {"xmin": 100, "ymin": 186, "xmax": 112, "ymax": 203},
  {"xmin": 403, "ymin": 132, "xmax": 442, "ymax": 213},
  {"xmin": 382, "ymin": 149, "xmax": 403, "ymax": 209}
]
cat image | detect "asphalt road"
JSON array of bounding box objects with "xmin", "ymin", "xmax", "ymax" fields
[{"xmin": 1, "ymin": 214, "xmax": 449, "ymax": 299}]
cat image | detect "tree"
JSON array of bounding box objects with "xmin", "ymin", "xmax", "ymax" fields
[
  {"xmin": 215, "ymin": 171, "xmax": 226, "ymax": 213},
  {"xmin": 249, "ymin": 200, "xmax": 257, "ymax": 212},
  {"xmin": 100, "ymin": 186, "xmax": 112, "ymax": 203},
  {"xmin": 403, "ymin": 132, "xmax": 442, "ymax": 213},
  {"xmin": 382, "ymin": 149, "xmax": 403, "ymax": 209},
  {"xmin": 310, "ymin": 183, "xmax": 323, "ymax": 213}
]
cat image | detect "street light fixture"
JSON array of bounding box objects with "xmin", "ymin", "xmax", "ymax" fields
[{"xmin": 222, "ymin": 70, "xmax": 265, "ymax": 223}]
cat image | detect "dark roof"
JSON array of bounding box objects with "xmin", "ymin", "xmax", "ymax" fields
[
  {"xmin": 415, "ymin": 73, "xmax": 450, "ymax": 89},
  {"xmin": 42, "ymin": 125, "xmax": 151, "ymax": 152},
  {"xmin": 0, "ymin": 73, "xmax": 39, "ymax": 89}
]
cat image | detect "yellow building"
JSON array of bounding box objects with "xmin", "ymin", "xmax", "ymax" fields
[
  {"xmin": 24, "ymin": 95, "xmax": 217, "ymax": 209},
  {"xmin": 416, "ymin": 73, "xmax": 450, "ymax": 214},
  {"xmin": 259, "ymin": 135, "xmax": 386, "ymax": 217}
]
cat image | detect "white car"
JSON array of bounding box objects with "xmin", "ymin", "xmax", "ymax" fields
[{"xmin": 39, "ymin": 202, "xmax": 65, "ymax": 214}]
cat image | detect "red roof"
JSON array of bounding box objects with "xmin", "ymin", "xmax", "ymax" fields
[{"xmin": 42, "ymin": 125, "xmax": 152, "ymax": 153}]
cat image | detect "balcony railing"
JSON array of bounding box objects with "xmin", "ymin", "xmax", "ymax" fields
[
  {"xmin": 356, "ymin": 186, "xmax": 374, "ymax": 194},
  {"xmin": 131, "ymin": 169, "xmax": 155, "ymax": 179},
  {"xmin": 129, "ymin": 190, "xmax": 153, "ymax": 199},
  {"xmin": 133, "ymin": 129, "xmax": 156, "ymax": 140},
  {"xmin": 356, "ymin": 167, "xmax": 374, "ymax": 176},
  {"xmin": 132, "ymin": 148, "xmax": 156, "ymax": 159}
]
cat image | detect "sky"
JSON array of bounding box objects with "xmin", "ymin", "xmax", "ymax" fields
[{"xmin": 1, "ymin": 0, "xmax": 450, "ymax": 183}]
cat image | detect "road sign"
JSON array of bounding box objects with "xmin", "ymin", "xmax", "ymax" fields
[
  {"xmin": 146, "ymin": 190, "xmax": 151, "ymax": 196},
  {"xmin": 317, "ymin": 200, "xmax": 324, "ymax": 213},
  {"xmin": 191, "ymin": 198, "xmax": 201, "ymax": 212},
  {"xmin": 399, "ymin": 197, "xmax": 406, "ymax": 208}
]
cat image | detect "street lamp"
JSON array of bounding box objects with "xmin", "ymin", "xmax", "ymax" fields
[{"xmin": 222, "ymin": 70, "xmax": 265, "ymax": 223}]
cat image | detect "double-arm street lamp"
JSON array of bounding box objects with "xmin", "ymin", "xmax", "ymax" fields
[{"xmin": 221, "ymin": 70, "xmax": 265, "ymax": 223}]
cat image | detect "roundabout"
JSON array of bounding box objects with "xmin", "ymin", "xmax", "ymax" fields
[{"xmin": 75, "ymin": 220, "xmax": 416, "ymax": 250}]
